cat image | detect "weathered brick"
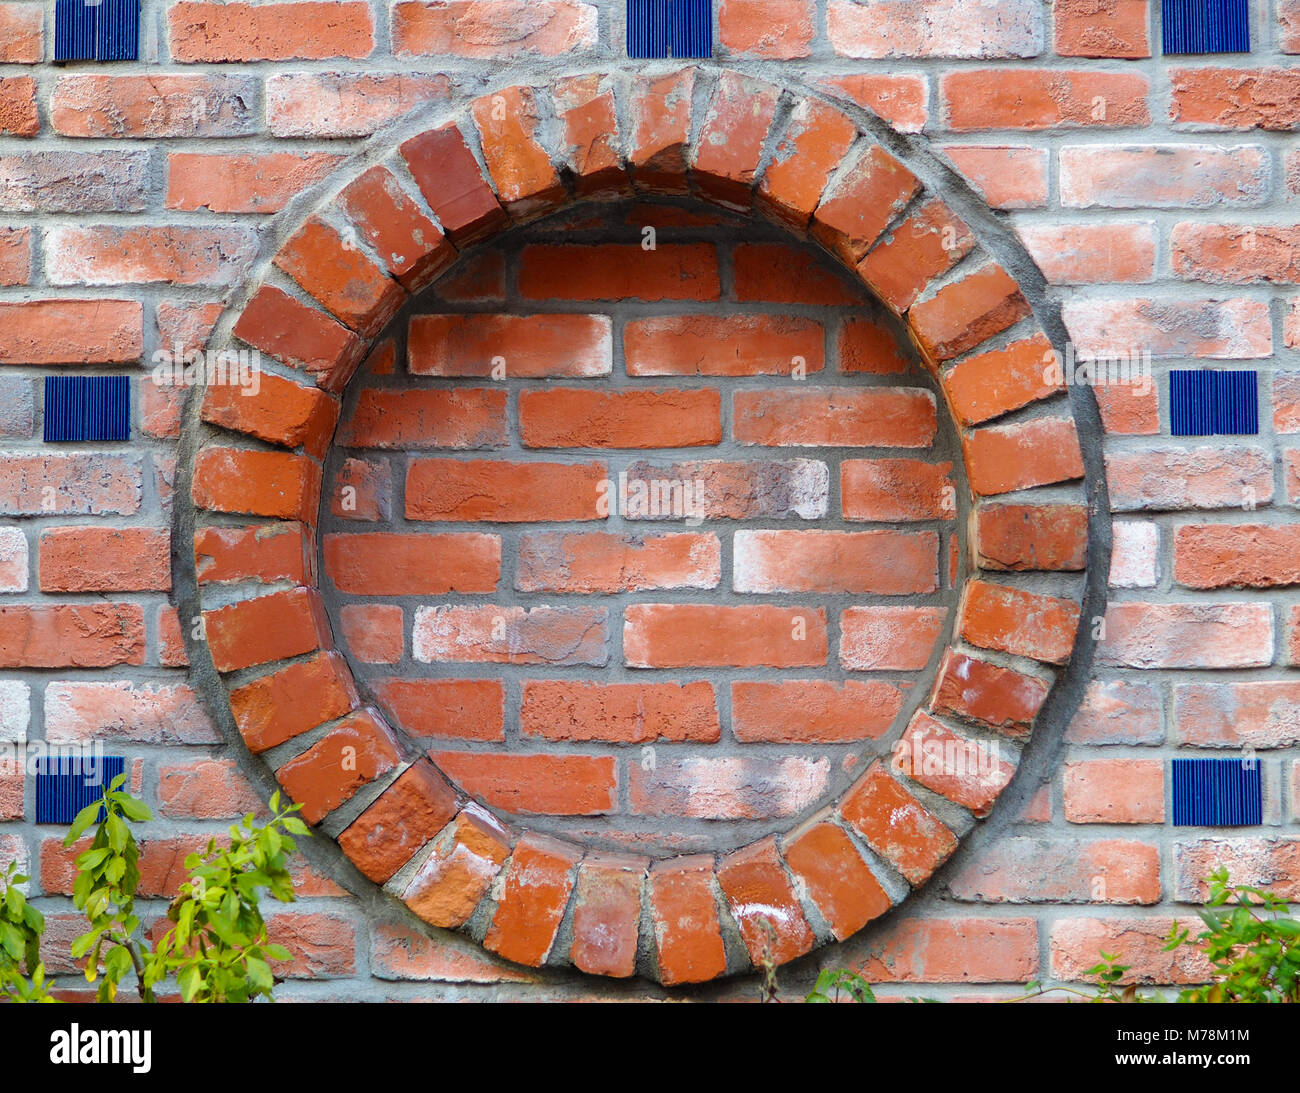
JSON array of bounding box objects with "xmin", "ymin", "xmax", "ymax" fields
[{"xmin": 1096, "ymin": 602, "xmax": 1274, "ymax": 669}]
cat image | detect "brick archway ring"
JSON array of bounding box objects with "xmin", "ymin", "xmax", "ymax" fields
[{"xmin": 177, "ymin": 66, "xmax": 1094, "ymax": 985}]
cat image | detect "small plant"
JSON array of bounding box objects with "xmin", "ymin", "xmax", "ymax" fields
[
  {"xmin": 1165, "ymin": 867, "xmax": 1300, "ymax": 1004},
  {"xmin": 0, "ymin": 774, "xmax": 308, "ymax": 1003},
  {"xmin": 806, "ymin": 968, "xmax": 876, "ymax": 1004}
]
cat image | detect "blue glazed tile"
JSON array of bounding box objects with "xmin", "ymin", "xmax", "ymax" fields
[
  {"xmin": 43, "ymin": 375, "xmax": 131, "ymax": 443},
  {"xmin": 1171, "ymin": 758, "xmax": 1262, "ymax": 826},
  {"xmin": 35, "ymin": 755, "xmax": 126, "ymax": 824},
  {"xmin": 1162, "ymin": 0, "xmax": 1250, "ymax": 54}
]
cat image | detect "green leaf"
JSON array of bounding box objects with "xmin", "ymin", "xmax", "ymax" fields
[
  {"xmin": 115, "ymin": 795, "xmax": 152, "ymax": 823},
  {"xmin": 177, "ymin": 963, "xmax": 202, "ymax": 1003},
  {"xmin": 65, "ymin": 798, "xmax": 104, "ymax": 845}
]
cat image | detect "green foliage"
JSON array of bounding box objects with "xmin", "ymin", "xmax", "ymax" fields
[
  {"xmin": 806, "ymin": 968, "xmax": 876, "ymax": 1004},
  {"xmin": 1165, "ymin": 867, "xmax": 1300, "ymax": 1004},
  {"xmin": 0, "ymin": 859, "xmax": 53, "ymax": 1002},
  {"xmin": 0, "ymin": 778, "xmax": 306, "ymax": 1004}
]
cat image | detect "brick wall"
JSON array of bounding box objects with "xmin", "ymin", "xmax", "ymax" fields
[{"xmin": 1, "ymin": 0, "xmax": 1298, "ymax": 999}]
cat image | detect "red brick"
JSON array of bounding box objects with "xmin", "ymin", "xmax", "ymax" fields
[
  {"xmin": 409, "ymin": 313, "xmax": 611, "ymax": 378},
  {"xmin": 627, "ymin": 69, "xmax": 695, "ymax": 194},
  {"xmin": 974, "ymin": 503, "xmax": 1089, "ymax": 572},
  {"xmin": 406, "ymin": 459, "xmax": 606, "ymax": 522},
  {"xmin": 330, "ymin": 458, "xmax": 391, "ymax": 522},
  {"xmin": 1096, "ymin": 602, "xmax": 1274, "ymax": 669},
  {"xmin": 1105, "ymin": 445, "xmax": 1273, "ymax": 512},
  {"xmin": 44, "ymin": 680, "xmax": 218, "ymax": 745},
  {"xmin": 945, "ymin": 336, "xmax": 1062, "ymax": 427},
  {"xmin": 0, "ymin": 77, "xmax": 37, "ymax": 137},
  {"xmin": 516, "ymin": 531, "xmax": 720, "ymax": 593},
  {"xmin": 519, "ymin": 388, "xmax": 721, "ymax": 449},
  {"xmin": 44, "ymin": 836, "xmax": 208, "ymax": 899},
  {"xmin": 629, "ymin": 756, "xmax": 829, "ymax": 820},
  {"xmin": 276, "ymin": 708, "xmax": 403, "ymax": 825},
  {"xmin": 732, "ymin": 680, "xmax": 902, "ymax": 742},
  {"xmin": 519, "ymin": 243, "xmax": 720, "ymax": 301},
  {"xmin": 733, "ymin": 243, "xmax": 858, "ymax": 306},
  {"xmin": 622, "ymin": 458, "xmax": 829, "ymax": 521},
  {"xmin": 262, "ymin": 913, "xmax": 355, "ymax": 979},
  {"xmin": 840, "ymin": 762, "xmax": 958, "ymax": 886},
  {"xmin": 1173, "ymin": 837, "xmax": 1300, "ymax": 901},
  {"xmin": 570, "ymin": 854, "xmax": 647, "ymax": 978},
  {"xmin": 1059, "ymin": 143, "xmax": 1269, "ymax": 208},
  {"xmin": 156, "ymin": 606, "xmax": 189, "ymax": 668},
  {"xmin": 944, "ymin": 145, "xmax": 1048, "ymax": 209},
  {"xmin": 1173, "ymin": 682, "xmax": 1300, "ymax": 749},
  {"xmin": 947, "ymin": 838, "xmax": 1160, "ymax": 903},
  {"xmin": 1171, "ymin": 67, "xmax": 1300, "ymax": 130},
  {"xmin": 1020, "ymin": 222, "xmax": 1157, "ymax": 284},
  {"xmin": 1173, "ymin": 223, "xmax": 1300, "ymax": 284},
  {"xmin": 140, "ymin": 377, "xmax": 182, "ymax": 439},
  {"xmin": 1065, "ymin": 679, "xmax": 1164, "ymax": 745},
  {"xmin": 402, "ymin": 806, "xmax": 511, "ymax": 930},
  {"xmin": 944, "ymin": 70, "xmax": 1149, "ymax": 130},
  {"xmin": 170, "ymin": 2, "xmax": 373, "ymax": 59},
  {"xmin": 909, "ymin": 264, "xmax": 1032, "ymax": 363},
  {"xmin": 1055, "ymin": 0, "xmax": 1148, "ymax": 57},
  {"xmin": 648, "ymin": 856, "xmax": 727, "ymax": 985},
  {"xmin": 719, "ymin": 0, "xmax": 814, "ymax": 57},
  {"xmin": 0, "ymin": 604, "xmax": 143, "ymax": 668},
  {"xmin": 201, "ymin": 369, "xmax": 338, "ymax": 457},
  {"xmin": 38, "ymin": 527, "xmax": 168, "ymax": 593},
  {"xmin": 336, "ymin": 166, "xmax": 454, "ymax": 292},
  {"xmin": 784, "ymin": 821, "xmax": 891, "ymax": 940},
  {"xmin": 0, "ymin": 228, "xmax": 31, "ymax": 286},
  {"xmin": 625, "ymin": 315, "xmax": 824, "ymax": 377},
  {"xmin": 693, "ymin": 72, "xmax": 781, "ymax": 208},
  {"xmin": 274, "ymin": 217, "xmax": 404, "ymax": 337},
  {"xmin": 195, "ymin": 522, "xmax": 312, "ymax": 586},
  {"xmin": 342, "ymin": 388, "xmax": 506, "ymax": 450},
  {"xmin": 268, "ymin": 72, "xmax": 450, "ymax": 138},
  {"xmin": 839, "ymin": 317, "xmax": 911, "ymax": 374},
  {"xmin": 399, "ymin": 123, "xmax": 506, "ymax": 245},
  {"xmin": 414, "ymin": 605, "xmax": 607, "ymax": 667},
  {"xmin": 734, "ymin": 387, "xmax": 935, "ymax": 448},
  {"xmin": 892, "ymin": 711, "xmax": 1016, "ymax": 817},
  {"xmin": 734, "ymin": 528, "xmax": 938, "ymax": 594},
  {"xmin": 392, "ymin": 0, "xmax": 597, "ymax": 57},
  {"xmin": 371, "ymin": 678, "xmax": 505, "ymax": 743},
  {"xmin": 167, "ymin": 151, "xmax": 342, "ymax": 214},
  {"xmin": 324, "ymin": 532, "xmax": 500, "ymax": 595},
  {"xmin": 0, "ymin": 300, "xmax": 142, "ymax": 365},
  {"xmin": 471, "ymin": 85, "xmax": 564, "ymax": 217},
  {"xmin": 1285, "ymin": 0, "xmax": 1300, "ymax": 52},
  {"xmin": 828, "ymin": 0, "xmax": 1044, "ymax": 59},
  {"xmin": 1064, "ymin": 759, "xmax": 1164, "ymax": 824},
  {"xmin": 860, "ymin": 200, "xmax": 976, "ymax": 313},
  {"xmin": 1110, "ymin": 519, "xmax": 1161, "ymax": 587},
  {"xmin": 0, "ymin": 529, "xmax": 25, "ymax": 592},
  {"xmin": 840, "ymin": 605, "xmax": 947, "ymax": 671},
  {"xmin": 230, "ymin": 652, "xmax": 358, "ymax": 753},
  {"xmin": 758, "ymin": 97, "xmax": 859, "ymax": 228},
  {"xmin": 963, "ymin": 417, "xmax": 1084, "ymax": 496},
  {"xmin": 0, "ymin": 6, "xmax": 42, "ymax": 62},
  {"xmin": 820, "ymin": 74, "xmax": 929, "ymax": 133},
  {"xmin": 930, "ymin": 649, "xmax": 1050, "ymax": 739},
  {"xmin": 338, "ymin": 761, "xmax": 459, "ymax": 883},
  {"xmin": 1095, "ymin": 382, "xmax": 1160, "ymax": 436},
  {"xmin": 339, "ymin": 604, "xmax": 403, "ymax": 664},
  {"xmin": 840, "ymin": 458, "xmax": 953, "ymax": 522},
  {"xmin": 862, "ymin": 917, "xmax": 1039, "ymax": 984},
  {"xmin": 233, "ymin": 285, "xmax": 365, "ymax": 393},
  {"xmin": 960, "ymin": 581, "xmax": 1080, "ymax": 666},
  {"xmin": 545, "ymin": 76, "xmax": 624, "ymax": 198},
  {"xmin": 204, "ymin": 587, "xmax": 331, "ymax": 673},
  {"xmin": 1175, "ymin": 523, "xmax": 1300, "ymax": 588},
  {"xmin": 811, "ymin": 145, "xmax": 920, "ymax": 265},
  {"xmin": 52, "ymin": 75, "xmax": 258, "ymax": 137},
  {"xmin": 157, "ymin": 759, "xmax": 263, "ymax": 820},
  {"xmin": 624, "ymin": 604, "xmax": 827, "ymax": 668},
  {"xmin": 717, "ymin": 838, "xmax": 815, "ymax": 966},
  {"xmin": 521, "ymin": 680, "xmax": 718, "ymax": 743},
  {"xmin": 484, "ymin": 834, "xmax": 583, "ymax": 967},
  {"xmin": 46, "ymin": 225, "xmax": 256, "ymax": 287},
  {"xmin": 192, "ymin": 447, "xmax": 321, "ymax": 523}
]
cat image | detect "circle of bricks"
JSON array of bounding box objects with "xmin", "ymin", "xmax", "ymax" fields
[{"xmin": 179, "ymin": 68, "xmax": 1093, "ymax": 985}]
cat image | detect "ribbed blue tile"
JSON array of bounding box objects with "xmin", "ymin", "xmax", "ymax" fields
[
  {"xmin": 1162, "ymin": 0, "xmax": 1250, "ymax": 54},
  {"xmin": 669, "ymin": 0, "xmax": 713, "ymax": 58},
  {"xmin": 35, "ymin": 755, "xmax": 126, "ymax": 824},
  {"xmin": 627, "ymin": 0, "xmax": 670, "ymax": 57},
  {"xmin": 55, "ymin": 0, "xmax": 98, "ymax": 61},
  {"xmin": 1172, "ymin": 758, "xmax": 1261, "ymax": 826},
  {"xmin": 96, "ymin": 0, "xmax": 140, "ymax": 61},
  {"xmin": 1170, "ymin": 369, "xmax": 1258, "ymax": 436},
  {"xmin": 43, "ymin": 375, "xmax": 131, "ymax": 442}
]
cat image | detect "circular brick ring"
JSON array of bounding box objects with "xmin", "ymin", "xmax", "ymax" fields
[{"xmin": 179, "ymin": 67, "xmax": 1093, "ymax": 984}]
